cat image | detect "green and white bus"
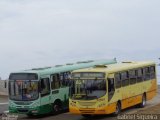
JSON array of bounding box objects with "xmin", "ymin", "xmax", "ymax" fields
[{"xmin": 8, "ymin": 59, "xmax": 116, "ymax": 116}]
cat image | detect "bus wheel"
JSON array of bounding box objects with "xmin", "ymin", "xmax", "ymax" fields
[
  {"xmin": 52, "ymin": 101, "xmax": 62, "ymax": 114},
  {"xmin": 113, "ymin": 102, "xmax": 121, "ymax": 116},
  {"xmin": 139, "ymin": 94, "xmax": 146, "ymax": 108}
]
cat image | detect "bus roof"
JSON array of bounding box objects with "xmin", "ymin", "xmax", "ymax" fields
[
  {"xmin": 72, "ymin": 61, "xmax": 155, "ymax": 73},
  {"xmin": 10, "ymin": 58, "xmax": 117, "ymax": 76}
]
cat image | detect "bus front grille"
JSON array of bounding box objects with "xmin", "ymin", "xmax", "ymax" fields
[
  {"xmin": 79, "ymin": 109, "xmax": 95, "ymax": 114},
  {"xmin": 17, "ymin": 108, "xmax": 29, "ymax": 113},
  {"xmin": 78, "ymin": 102, "xmax": 96, "ymax": 106},
  {"xmin": 14, "ymin": 102, "xmax": 32, "ymax": 105}
]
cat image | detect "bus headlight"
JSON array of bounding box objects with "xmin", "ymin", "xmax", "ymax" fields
[
  {"xmin": 70, "ymin": 101, "xmax": 76, "ymax": 107},
  {"xmin": 97, "ymin": 103, "xmax": 106, "ymax": 108}
]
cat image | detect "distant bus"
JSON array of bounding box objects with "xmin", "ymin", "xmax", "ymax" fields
[
  {"xmin": 8, "ymin": 59, "xmax": 116, "ymax": 116},
  {"xmin": 69, "ymin": 61, "xmax": 157, "ymax": 117}
]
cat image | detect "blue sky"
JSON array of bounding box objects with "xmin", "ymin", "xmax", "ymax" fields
[{"xmin": 0, "ymin": 0, "xmax": 160, "ymax": 79}]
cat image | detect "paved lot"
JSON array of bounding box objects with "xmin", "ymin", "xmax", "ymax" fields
[
  {"xmin": 0, "ymin": 95, "xmax": 8, "ymax": 103},
  {"xmin": 0, "ymin": 95, "xmax": 8, "ymax": 116},
  {"xmin": 0, "ymin": 86, "xmax": 160, "ymax": 120}
]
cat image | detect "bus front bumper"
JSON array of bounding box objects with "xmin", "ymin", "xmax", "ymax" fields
[
  {"xmin": 69, "ymin": 107, "xmax": 107, "ymax": 115},
  {"xmin": 9, "ymin": 106, "xmax": 40, "ymax": 115}
]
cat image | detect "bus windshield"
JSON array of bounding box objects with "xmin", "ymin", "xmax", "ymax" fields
[
  {"xmin": 9, "ymin": 80, "xmax": 39, "ymax": 101},
  {"xmin": 9, "ymin": 73, "xmax": 39, "ymax": 101},
  {"xmin": 70, "ymin": 79, "xmax": 106, "ymax": 100}
]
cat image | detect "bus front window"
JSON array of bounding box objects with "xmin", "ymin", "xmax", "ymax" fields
[
  {"xmin": 9, "ymin": 80, "xmax": 39, "ymax": 101},
  {"xmin": 70, "ymin": 79, "xmax": 106, "ymax": 100},
  {"xmin": 9, "ymin": 73, "xmax": 39, "ymax": 101}
]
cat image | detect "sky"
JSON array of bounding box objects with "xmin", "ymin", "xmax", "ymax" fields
[{"xmin": 0, "ymin": 0, "xmax": 160, "ymax": 79}]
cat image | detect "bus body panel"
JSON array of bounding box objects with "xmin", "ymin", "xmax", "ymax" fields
[
  {"xmin": 69, "ymin": 61, "xmax": 157, "ymax": 115},
  {"xmin": 69, "ymin": 79, "xmax": 157, "ymax": 115},
  {"xmin": 8, "ymin": 59, "xmax": 117, "ymax": 115}
]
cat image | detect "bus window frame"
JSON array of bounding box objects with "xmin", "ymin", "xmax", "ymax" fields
[
  {"xmin": 60, "ymin": 72, "xmax": 71, "ymax": 87},
  {"xmin": 108, "ymin": 77, "xmax": 115, "ymax": 101},
  {"xmin": 143, "ymin": 66, "xmax": 151, "ymax": 81},
  {"xmin": 136, "ymin": 68, "xmax": 143, "ymax": 83},
  {"xmin": 121, "ymin": 71, "xmax": 129, "ymax": 87},
  {"xmin": 40, "ymin": 78, "xmax": 51, "ymax": 97},
  {"xmin": 51, "ymin": 74, "xmax": 61, "ymax": 90},
  {"xmin": 129, "ymin": 69, "xmax": 137, "ymax": 85},
  {"xmin": 115, "ymin": 73, "xmax": 121, "ymax": 89},
  {"xmin": 150, "ymin": 66, "xmax": 156, "ymax": 79},
  {"xmin": 111, "ymin": 64, "xmax": 156, "ymax": 90}
]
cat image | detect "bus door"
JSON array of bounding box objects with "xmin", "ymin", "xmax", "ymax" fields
[
  {"xmin": 40, "ymin": 76, "xmax": 51, "ymax": 112},
  {"xmin": 51, "ymin": 73, "xmax": 70, "ymax": 108},
  {"xmin": 107, "ymin": 74, "xmax": 115, "ymax": 103},
  {"xmin": 51, "ymin": 74, "xmax": 61, "ymax": 102}
]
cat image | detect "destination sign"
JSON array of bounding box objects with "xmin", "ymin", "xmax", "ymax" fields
[{"xmin": 72, "ymin": 72, "xmax": 105, "ymax": 78}]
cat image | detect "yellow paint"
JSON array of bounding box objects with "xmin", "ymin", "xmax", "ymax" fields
[{"xmin": 69, "ymin": 61, "xmax": 157, "ymax": 115}]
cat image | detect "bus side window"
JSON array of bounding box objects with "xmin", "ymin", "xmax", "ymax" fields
[
  {"xmin": 108, "ymin": 78, "xmax": 115, "ymax": 92},
  {"xmin": 51, "ymin": 74, "xmax": 60, "ymax": 89},
  {"xmin": 108, "ymin": 78, "xmax": 115, "ymax": 101},
  {"xmin": 115, "ymin": 73, "xmax": 121, "ymax": 88},
  {"xmin": 60, "ymin": 73, "xmax": 64, "ymax": 86},
  {"xmin": 143, "ymin": 67, "xmax": 150, "ymax": 81},
  {"xmin": 69, "ymin": 80, "xmax": 75, "ymax": 97},
  {"xmin": 137, "ymin": 68, "xmax": 143, "ymax": 83},
  {"xmin": 129, "ymin": 69, "xmax": 137, "ymax": 85},
  {"xmin": 121, "ymin": 71, "xmax": 129, "ymax": 87},
  {"xmin": 150, "ymin": 66, "xmax": 156, "ymax": 79},
  {"xmin": 61, "ymin": 72, "xmax": 71, "ymax": 87},
  {"xmin": 40, "ymin": 78, "xmax": 50, "ymax": 96}
]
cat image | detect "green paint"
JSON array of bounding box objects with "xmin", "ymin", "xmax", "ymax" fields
[{"xmin": 9, "ymin": 59, "xmax": 117, "ymax": 115}]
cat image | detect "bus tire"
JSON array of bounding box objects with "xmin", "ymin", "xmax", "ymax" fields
[
  {"xmin": 113, "ymin": 102, "xmax": 121, "ymax": 116},
  {"xmin": 139, "ymin": 94, "xmax": 146, "ymax": 108},
  {"xmin": 52, "ymin": 100, "xmax": 62, "ymax": 114}
]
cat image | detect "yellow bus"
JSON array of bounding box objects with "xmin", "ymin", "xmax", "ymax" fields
[{"xmin": 69, "ymin": 61, "xmax": 157, "ymax": 117}]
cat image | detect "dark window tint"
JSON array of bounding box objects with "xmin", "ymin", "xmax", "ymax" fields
[
  {"xmin": 41, "ymin": 78, "xmax": 50, "ymax": 96},
  {"xmin": 51, "ymin": 74, "xmax": 60, "ymax": 89},
  {"xmin": 115, "ymin": 73, "xmax": 121, "ymax": 88},
  {"xmin": 60, "ymin": 72, "xmax": 71, "ymax": 86},
  {"xmin": 108, "ymin": 78, "xmax": 115, "ymax": 93},
  {"xmin": 9, "ymin": 73, "xmax": 38, "ymax": 80},
  {"xmin": 121, "ymin": 71, "xmax": 129, "ymax": 87},
  {"xmin": 143, "ymin": 67, "xmax": 150, "ymax": 80},
  {"xmin": 108, "ymin": 78, "xmax": 115, "ymax": 101},
  {"xmin": 150, "ymin": 66, "xmax": 156, "ymax": 79},
  {"xmin": 9, "ymin": 80, "xmax": 39, "ymax": 101},
  {"xmin": 137, "ymin": 68, "xmax": 143, "ymax": 83},
  {"xmin": 129, "ymin": 70, "xmax": 137, "ymax": 84},
  {"xmin": 71, "ymin": 79, "xmax": 106, "ymax": 100}
]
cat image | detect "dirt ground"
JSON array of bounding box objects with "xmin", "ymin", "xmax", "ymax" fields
[
  {"xmin": 116, "ymin": 103, "xmax": 160, "ymax": 120},
  {"xmin": 134, "ymin": 103, "xmax": 160, "ymax": 114}
]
